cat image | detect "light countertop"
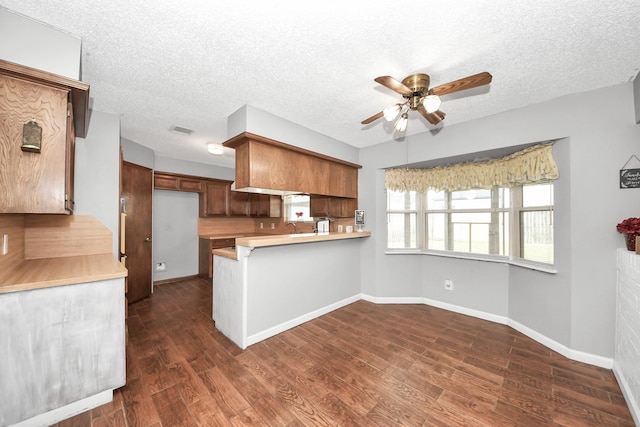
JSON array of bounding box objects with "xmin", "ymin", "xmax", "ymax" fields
[
  {"xmin": 212, "ymin": 231, "xmax": 371, "ymax": 260},
  {"xmin": 199, "ymin": 233, "xmax": 273, "ymax": 240},
  {"xmin": 0, "ymin": 254, "xmax": 127, "ymax": 294}
]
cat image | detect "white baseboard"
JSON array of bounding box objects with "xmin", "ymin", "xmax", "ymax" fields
[
  {"xmin": 11, "ymin": 389, "xmax": 113, "ymax": 427},
  {"xmin": 507, "ymin": 319, "xmax": 613, "ymax": 369},
  {"xmin": 362, "ymin": 294, "xmax": 614, "ymax": 369},
  {"xmin": 246, "ymin": 292, "xmax": 614, "ymax": 370},
  {"xmin": 247, "ymin": 294, "xmax": 362, "ymax": 347},
  {"xmin": 613, "ymin": 362, "xmax": 640, "ymax": 426}
]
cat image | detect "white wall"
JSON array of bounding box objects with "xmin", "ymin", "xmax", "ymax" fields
[
  {"xmin": 359, "ymin": 82, "xmax": 640, "ymax": 361},
  {"xmin": 75, "ymin": 111, "xmax": 122, "ymax": 256},
  {"xmin": 634, "ymin": 72, "xmax": 640, "ymax": 124},
  {"xmin": 150, "ymin": 155, "xmax": 235, "ymax": 281},
  {"xmin": 0, "ymin": 7, "xmax": 81, "ymax": 79},
  {"xmin": 228, "ymin": 104, "xmax": 360, "ymax": 165},
  {"xmin": 154, "ymin": 155, "xmax": 235, "ymax": 181},
  {"xmin": 152, "ymin": 190, "xmax": 199, "ymax": 281},
  {"xmin": 0, "ymin": 7, "xmax": 121, "ymax": 258},
  {"xmin": 121, "ymin": 137, "xmax": 155, "ymax": 170}
]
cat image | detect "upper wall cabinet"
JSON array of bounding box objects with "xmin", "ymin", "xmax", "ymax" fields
[
  {"xmin": 154, "ymin": 171, "xmax": 205, "ymax": 192},
  {"xmin": 223, "ymin": 132, "xmax": 361, "ymax": 198},
  {"xmin": 0, "ymin": 60, "xmax": 89, "ymax": 214},
  {"xmin": 199, "ymin": 180, "xmax": 231, "ymax": 217}
]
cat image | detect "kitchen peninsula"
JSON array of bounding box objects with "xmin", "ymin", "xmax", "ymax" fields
[{"xmin": 212, "ymin": 231, "xmax": 370, "ymax": 349}]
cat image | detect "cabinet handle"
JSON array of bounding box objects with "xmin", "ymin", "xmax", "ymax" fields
[{"xmin": 144, "ymin": 237, "xmax": 152, "ymax": 242}]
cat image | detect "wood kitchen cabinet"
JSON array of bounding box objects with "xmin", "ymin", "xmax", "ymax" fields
[
  {"xmin": 310, "ymin": 195, "xmax": 357, "ymax": 218},
  {"xmin": 230, "ymin": 192, "xmax": 282, "ymax": 217},
  {"xmin": 0, "ymin": 60, "xmax": 89, "ymax": 214},
  {"xmin": 248, "ymin": 194, "xmax": 281, "ymax": 217},
  {"xmin": 199, "ymin": 237, "xmax": 236, "ymax": 278},
  {"xmin": 230, "ymin": 191, "xmax": 249, "ymax": 216},
  {"xmin": 199, "ymin": 180, "xmax": 231, "ymax": 217},
  {"xmin": 224, "ymin": 132, "xmax": 361, "ymax": 198},
  {"xmin": 154, "ymin": 171, "xmax": 205, "ymax": 192}
]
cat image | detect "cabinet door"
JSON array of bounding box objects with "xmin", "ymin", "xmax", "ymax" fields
[
  {"xmin": 198, "ymin": 238, "xmax": 213, "ymax": 278},
  {"xmin": 230, "ymin": 191, "xmax": 249, "ymax": 216},
  {"xmin": 178, "ymin": 177, "xmax": 204, "ymax": 192},
  {"xmin": 310, "ymin": 196, "xmax": 356, "ymax": 218},
  {"xmin": 0, "ymin": 75, "xmax": 70, "ymax": 213},
  {"xmin": 199, "ymin": 181, "xmax": 229, "ymax": 216},
  {"xmin": 154, "ymin": 173, "xmax": 179, "ymax": 190},
  {"xmin": 332, "ymin": 197, "xmax": 358, "ymax": 217},
  {"xmin": 247, "ymin": 193, "xmax": 265, "ymax": 217},
  {"xmin": 268, "ymin": 195, "xmax": 282, "ymax": 218},
  {"xmin": 310, "ymin": 196, "xmax": 329, "ymax": 217},
  {"xmin": 248, "ymin": 194, "xmax": 282, "ymax": 217}
]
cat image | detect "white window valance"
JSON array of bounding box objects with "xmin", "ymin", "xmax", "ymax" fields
[{"xmin": 385, "ymin": 143, "xmax": 559, "ymax": 192}]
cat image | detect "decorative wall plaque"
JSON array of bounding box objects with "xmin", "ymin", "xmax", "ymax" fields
[
  {"xmin": 21, "ymin": 119, "xmax": 42, "ymax": 153},
  {"xmin": 620, "ymin": 155, "xmax": 640, "ymax": 189}
]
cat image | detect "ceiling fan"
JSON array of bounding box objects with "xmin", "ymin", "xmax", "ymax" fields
[{"xmin": 362, "ymin": 71, "xmax": 492, "ymax": 131}]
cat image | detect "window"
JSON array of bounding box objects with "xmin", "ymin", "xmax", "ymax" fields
[
  {"xmin": 283, "ymin": 195, "xmax": 312, "ymax": 222},
  {"xmin": 387, "ymin": 183, "xmax": 554, "ymax": 265}
]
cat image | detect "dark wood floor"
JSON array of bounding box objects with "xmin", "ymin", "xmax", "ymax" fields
[{"xmin": 55, "ymin": 276, "xmax": 634, "ymax": 426}]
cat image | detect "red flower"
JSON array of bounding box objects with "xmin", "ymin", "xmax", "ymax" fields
[{"xmin": 616, "ymin": 217, "xmax": 640, "ymax": 235}]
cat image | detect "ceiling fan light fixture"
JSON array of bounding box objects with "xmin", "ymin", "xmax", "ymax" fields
[
  {"xmin": 383, "ymin": 103, "xmax": 401, "ymax": 121},
  {"xmin": 423, "ymin": 94, "xmax": 441, "ymax": 113},
  {"xmin": 207, "ymin": 143, "xmax": 224, "ymax": 155},
  {"xmin": 394, "ymin": 113, "xmax": 408, "ymax": 132}
]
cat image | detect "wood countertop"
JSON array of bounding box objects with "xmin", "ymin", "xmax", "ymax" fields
[
  {"xmin": 237, "ymin": 231, "xmax": 371, "ymax": 248},
  {"xmin": 199, "ymin": 233, "xmax": 273, "ymax": 240},
  {"xmin": 0, "ymin": 254, "xmax": 127, "ymax": 294},
  {"xmin": 212, "ymin": 232, "xmax": 371, "ymax": 259},
  {"xmin": 212, "ymin": 247, "xmax": 239, "ymax": 260}
]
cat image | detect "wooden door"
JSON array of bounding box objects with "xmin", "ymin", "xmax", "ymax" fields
[{"xmin": 122, "ymin": 161, "xmax": 153, "ymax": 303}]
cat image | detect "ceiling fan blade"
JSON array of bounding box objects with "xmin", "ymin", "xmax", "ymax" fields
[
  {"xmin": 429, "ymin": 72, "xmax": 492, "ymax": 96},
  {"xmin": 374, "ymin": 76, "xmax": 413, "ymax": 96},
  {"xmin": 361, "ymin": 111, "xmax": 384, "ymax": 125},
  {"xmin": 418, "ymin": 105, "xmax": 446, "ymax": 125}
]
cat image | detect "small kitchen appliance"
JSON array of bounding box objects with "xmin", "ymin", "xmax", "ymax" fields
[{"xmin": 316, "ymin": 218, "xmax": 330, "ymax": 234}]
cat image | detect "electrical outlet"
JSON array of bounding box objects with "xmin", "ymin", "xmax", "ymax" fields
[
  {"xmin": 271, "ymin": 223, "xmax": 275, "ymax": 229},
  {"xmin": 156, "ymin": 262, "xmax": 166, "ymax": 271},
  {"xmin": 444, "ymin": 279, "xmax": 454, "ymax": 291},
  {"xmin": 259, "ymin": 222, "xmax": 264, "ymax": 229}
]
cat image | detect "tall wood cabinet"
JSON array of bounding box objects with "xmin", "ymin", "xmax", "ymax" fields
[{"xmin": 0, "ymin": 60, "xmax": 89, "ymax": 214}]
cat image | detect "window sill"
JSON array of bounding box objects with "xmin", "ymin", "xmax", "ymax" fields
[{"xmin": 384, "ymin": 249, "xmax": 557, "ymax": 274}]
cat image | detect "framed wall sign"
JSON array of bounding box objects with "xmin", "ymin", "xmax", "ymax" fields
[{"xmin": 620, "ymin": 155, "xmax": 640, "ymax": 189}]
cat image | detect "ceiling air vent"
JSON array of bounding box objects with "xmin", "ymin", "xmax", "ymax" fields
[{"xmin": 169, "ymin": 125, "xmax": 194, "ymax": 135}]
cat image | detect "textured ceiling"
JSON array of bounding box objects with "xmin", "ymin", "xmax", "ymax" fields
[{"xmin": 1, "ymin": 1, "xmax": 639, "ymax": 168}]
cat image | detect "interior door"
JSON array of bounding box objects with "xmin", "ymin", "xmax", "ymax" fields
[{"xmin": 122, "ymin": 161, "xmax": 153, "ymax": 303}]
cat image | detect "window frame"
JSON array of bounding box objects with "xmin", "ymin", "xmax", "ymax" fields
[{"xmin": 386, "ymin": 183, "xmax": 556, "ymax": 273}]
